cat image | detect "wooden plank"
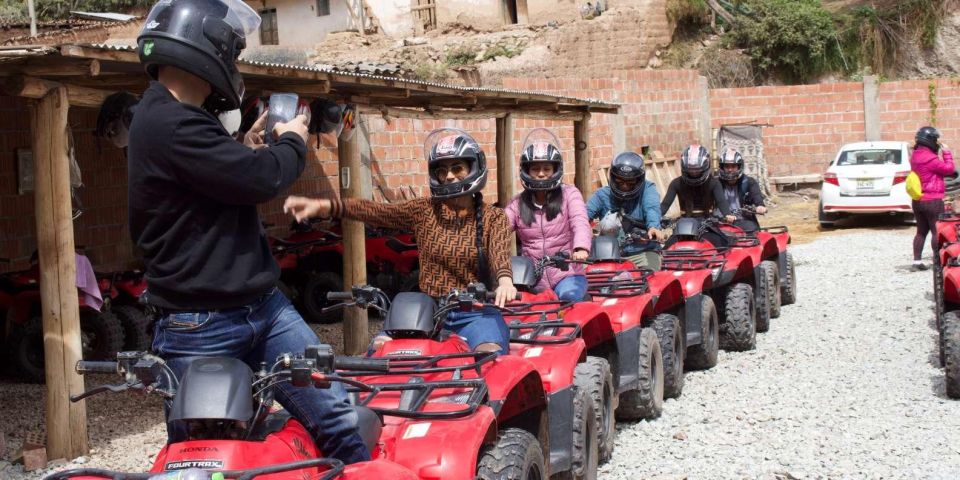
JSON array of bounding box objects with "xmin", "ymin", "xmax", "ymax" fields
[
  {"xmin": 574, "ymin": 113, "xmax": 591, "ymax": 197},
  {"xmin": 338, "ymin": 116, "xmax": 369, "ymax": 355},
  {"xmin": 0, "ymin": 58, "xmax": 100, "ymax": 77},
  {"xmin": 360, "ymin": 104, "xmax": 584, "ymax": 121},
  {"xmin": 30, "ymin": 86, "xmax": 88, "ymax": 460},
  {"xmin": 410, "ymin": 3, "xmax": 435, "ymax": 11},
  {"xmin": 3, "ymin": 76, "xmax": 111, "ymax": 108},
  {"xmin": 496, "ymin": 113, "xmax": 515, "ymax": 207},
  {"xmin": 343, "ymin": 0, "xmax": 366, "ymax": 38}
]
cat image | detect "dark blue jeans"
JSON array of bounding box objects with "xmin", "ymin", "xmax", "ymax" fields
[{"xmin": 151, "ymin": 288, "xmax": 370, "ymax": 464}]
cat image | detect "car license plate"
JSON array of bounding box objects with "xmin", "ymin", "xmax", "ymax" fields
[{"xmin": 857, "ymin": 178, "xmax": 875, "ymax": 190}]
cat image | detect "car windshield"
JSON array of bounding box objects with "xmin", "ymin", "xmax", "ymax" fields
[{"xmin": 836, "ymin": 149, "xmax": 902, "ymax": 166}]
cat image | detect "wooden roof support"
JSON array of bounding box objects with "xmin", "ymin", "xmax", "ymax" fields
[
  {"xmin": 30, "ymin": 85, "xmax": 89, "ymax": 460},
  {"xmin": 574, "ymin": 112, "xmax": 592, "ymax": 197},
  {"xmin": 337, "ymin": 117, "xmax": 370, "ymax": 355},
  {"xmin": 362, "ymin": 105, "xmax": 585, "ymax": 121},
  {"xmin": 496, "ymin": 113, "xmax": 515, "ymax": 208},
  {"xmin": 0, "ymin": 58, "xmax": 101, "ymax": 77},
  {"xmin": 3, "ymin": 76, "xmax": 111, "ymax": 108}
]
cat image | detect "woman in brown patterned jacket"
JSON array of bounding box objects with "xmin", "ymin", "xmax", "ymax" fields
[{"xmin": 283, "ymin": 128, "xmax": 517, "ymax": 354}]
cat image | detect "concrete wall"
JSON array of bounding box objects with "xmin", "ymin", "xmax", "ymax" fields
[
  {"xmin": 243, "ymin": 0, "xmax": 352, "ymax": 47},
  {"xmin": 368, "ymin": 0, "xmax": 417, "ymax": 38}
]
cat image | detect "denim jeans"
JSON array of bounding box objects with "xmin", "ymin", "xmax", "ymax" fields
[
  {"xmin": 443, "ymin": 305, "xmax": 510, "ymax": 354},
  {"xmin": 151, "ymin": 288, "xmax": 370, "ymax": 464},
  {"xmin": 553, "ymin": 275, "xmax": 588, "ymax": 302}
]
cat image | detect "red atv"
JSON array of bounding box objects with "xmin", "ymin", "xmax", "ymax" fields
[
  {"xmin": 48, "ymin": 349, "xmax": 420, "ymax": 480},
  {"xmin": 328, "ymin": 285, "xmax": 585, "ymax": 479},
  {"xmin": 0, "ymin": 259, "xmax": 123, "ymax": 383},
  {"xmin": 934, "ymin": 213, "xmax": 960, "ymax": 395},
  {"xmin": 96, "ymin": 269, "xmax": 151, "ymax": 351}
]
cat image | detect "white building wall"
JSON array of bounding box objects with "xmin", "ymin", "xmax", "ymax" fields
[
  {"xmin": 244, "ymin": 0, "xmax": 353, "ymax": 47},
  {"xmin": 367, "ymin": 0, "xmax": 417, "ymax": 38}
]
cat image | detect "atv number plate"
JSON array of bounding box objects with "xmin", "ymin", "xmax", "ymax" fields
[{"xmin": 856, "ymin": 178, "xmax": 875, "ymax": 190}]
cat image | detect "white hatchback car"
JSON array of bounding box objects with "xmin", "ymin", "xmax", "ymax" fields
[{"xmin": 819, "ymin": 141, "xmax": 913, "ymax": 227}]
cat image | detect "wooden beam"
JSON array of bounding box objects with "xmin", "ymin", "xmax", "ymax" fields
[
  {"xmin": 496, "ymin": 113, "xmax": 515, "ymax": 207},
  {"xmin": 30, "ymin": 86, "xmax": 88, "ymax": 460},
  {"xmin": 338, "ymin": 117, "xmax": 369, "ymax": 355},
  {"xmin": 360, "ymin": 104, "xmax": 586, "ymax": 121},
  {"xmin": 3, "ymin": 76, "xmax": 111, "ymax": 108},
  {"xmin": 0, "ymin": 58, "xmax": 100, "ymax": 77},
  {"xmin": 574, "ymin": 113, "xmax": 592, "ymax": 197}
]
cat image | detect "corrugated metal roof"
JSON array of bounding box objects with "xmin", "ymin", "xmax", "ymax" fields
[{"xmin": 70, "ymin": 11, "xmax": 139, "ymax": 22}]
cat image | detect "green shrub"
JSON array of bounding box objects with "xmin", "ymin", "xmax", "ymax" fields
[{"xmin": 445, "ymin": 45, "xmax": 478, "ymax": 66}]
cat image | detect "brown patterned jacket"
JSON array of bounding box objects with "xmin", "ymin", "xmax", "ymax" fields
[{"xmin": 330, "ymin": 197, "xmax": 513, "ymax": 298}]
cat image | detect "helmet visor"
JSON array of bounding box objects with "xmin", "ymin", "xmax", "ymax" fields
[
  {"xmin": 143, "ymin": 0, "xmax": 261, "ymax": 38},
  {"xmin": 222, "ymin": 0, "xmax": 261, "ymax": 35},
  {"xmin": 521, "ymin": 128, "xmax": 561, "ymax": 161}
]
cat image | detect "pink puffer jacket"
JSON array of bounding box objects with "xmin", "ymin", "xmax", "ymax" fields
[
  {"xmin": 505, "ymin": 184, "xmax": 592, "ymax": 291},
  {"xmin": 911, "ymin": 146, "xmax": 955, "ymax": 201}
]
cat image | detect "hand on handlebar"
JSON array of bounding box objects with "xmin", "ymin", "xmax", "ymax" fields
[
  {"xmin": 647, "ymin": 227, "xmax": 664, "ymax": 241},
  {"xmin": 755, "ymin": 206, "xmax": 767, "ymax": 215},
  {"xmin": 724, "ymin": 214, "xmax": 737, "ymax": 223},
  {"xmin": 494, "ymin": 277, "xmax": 518, "ymax": 308},
  {"xmin": 571, "ymin": 249, "xmax": 589, "ymax": 262}
]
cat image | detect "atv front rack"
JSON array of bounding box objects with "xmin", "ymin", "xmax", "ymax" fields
[
  {"xmin": 586, "ymin": 269, "xmax": 651, "ymax": 297},
  {"xmin": 507, "ymin": 321, "xmax": 582, "ymax": 345},
  {"xmin": 347, "ymin": 377, "xmax": 489, "ymax": 420},
  {"xmin": 45, "ymin": 458, "xmax": 344, "ymax": 480},
  {"xmin": 339, "ymin": 351, "xmax": 497, "ymax": 377},
  {"xmin": 759, "ymin": 225, "xmax": 789, "ymax": 234},
  {"xmin": 661, "ymin": 249, "xmax": 728, "ymax": 271}
]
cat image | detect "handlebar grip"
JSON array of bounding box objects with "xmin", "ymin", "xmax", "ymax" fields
[
  {"xmin": 335, "ymin": 356, "xmax": 390, "ymax": 372},
  {"xmin": 326, "ymin": 291, "xmax": 355, "ymax": 301},
  {"xmin": 75, "ymin": 360, "xmax": 118, "ymax": 374}
]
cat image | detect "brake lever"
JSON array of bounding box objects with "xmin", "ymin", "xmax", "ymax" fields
[
  {"xmin": 70, "ymin": 383, "xmax": 132, "ymax": 402},
  {"xmin": 320, "ymin": 301, "xmax": 354, "ymax": 314}
]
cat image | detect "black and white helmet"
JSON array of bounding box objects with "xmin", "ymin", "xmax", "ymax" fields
[
  {"xmin": 718, "ymin": 148, "xmax": 744, "ymax": 183},
  {"xmin": 519, "ymin": 128, "xmax": 563, "ymax": 191},
  {"xmin": 915, "ymin": 126, "xmax": 941, "ymax": 152},
  {"xmin": 609, "ymin": 151, "xmax": 646, "ymax": 201},
  {"xmin": 424, "ymin": 128, "xmax": 488, "ymax": 199},
  {"xmin": 680, "ymin": 144, "xmax": 711, "ymax": 187}
]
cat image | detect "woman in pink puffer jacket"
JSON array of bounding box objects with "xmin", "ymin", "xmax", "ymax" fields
[
  {"xmin": 505, "ymin": 129, "xmax": 592, "ymax": 301},
  {"xmin": 910, "ymin": 126, "xmax": 955, "ymax": 271}
]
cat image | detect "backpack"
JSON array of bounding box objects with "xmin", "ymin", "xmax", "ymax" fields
[{"xmin": 906, "ymin": 171, "xmax": 923, "ymax": 201}]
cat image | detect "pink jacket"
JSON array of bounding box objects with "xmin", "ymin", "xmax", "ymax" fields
[
  {"xmin": 505, "ymin": 184, "xmax": 592, "ymax": 290},
  {"xmin": 911, "ymin": 146, "xmax": 955, "ymax": 201}
]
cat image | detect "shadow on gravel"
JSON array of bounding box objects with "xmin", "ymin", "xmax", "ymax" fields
[{"xmin": 930, "ymin": 373, "xmax": 949, "ymax": 398}]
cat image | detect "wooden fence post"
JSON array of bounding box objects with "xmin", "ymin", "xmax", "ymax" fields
[{"xmin": 338, "ymin": 119, "xmax": 369, "ymax": 355}]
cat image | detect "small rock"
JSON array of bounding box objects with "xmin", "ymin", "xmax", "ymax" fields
[
  {"xmin": 403, "ymin": 37, "xmax": 428, "ymax": 46},
  {"xmin": 73, "ymin": 456, "xmax": 88, "ymax": 465},
  {"xmin": 673, "ymin": 431, "xmax": 687, "ymax": 441}
]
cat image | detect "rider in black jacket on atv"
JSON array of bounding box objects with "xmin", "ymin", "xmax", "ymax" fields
[
  {"xmin": 660, "ymin": 145, "xmax": 735, "ymax": 248},
  {"xmin": 717, "ymin": 147, "xmax": 767, "ymax": 232}
]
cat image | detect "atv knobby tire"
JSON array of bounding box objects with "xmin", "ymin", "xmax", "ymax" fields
[
  {"xmin": 574, "ymin": 356, "xmax": 616, "ymax": 463},
  {"xmin": 556, "ymin": 387, "xmax": 598, "ymax": 480},
  {"xmin": 761, "ymin": 260, "xmax": 781, "ymax": 319},
  {"xmin": 935, "ymin": 263, "xmax": 944, "ymax": 332},
  {"xmin": 720, "ymin": 283, "xmax": 756, "ymax": 352},
  {"xmin": 652, "ymin": 313, "xmax": 685, "ymax": 399},
  {"xmin": 686, "ymin": 295, "xmax": 719, "ymax": 370},
  {"xmin": 113, "ymin": 305, "xmax": 151, "ymax": 351},
  {"xmin": 12, "ymin": 310, "xmax": 124, "ymax": 383},
  {"xmin": 780, "ymin": 251, "xmax": 797, "ymax": 306},
  {"xmin": 754, "ymin": 268, "xmax": 772, "ymax": 334},
  {"xmin": 943, "ymin": 310, "xmax": 960, "ymax": 399},
  {"xmin": 476, "ymin": 428, "xmax": 547, "ymax": 480},
  {"xmin": 615, "ymin": 328, "xmax": 664, "ymax": 421},
  {"xmin": 10, "ymin": 316, "xmax": 46, "ymax": 383},
  {"xmin": 300, "ymin": 271, "xmax": 344, "ymax": 324}
]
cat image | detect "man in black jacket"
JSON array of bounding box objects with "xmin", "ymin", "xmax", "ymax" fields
[
  {"xmin": 660, "ymin": 144, "xmax": 735, "ymax": 248},
  {"xmin": 717, "ymin": 148, "xmax": 767, "ymax": 232},
  {"xmin": 128, "ymin": 0, "xmax": 369, "ymax": 464}
]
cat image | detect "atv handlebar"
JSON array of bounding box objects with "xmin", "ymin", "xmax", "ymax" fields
[
  {"xmin": 334, "ymin": 356, "xmax": 390, "ymax": 373},
  {"xmin": 75, "ymin": 360, "xmax": 118, "ymax": 374},
  {"xmin": 322, "ymin": 286, "xmax": 389, "ymax": 315},
  {"xmin": 326, "ymin": 291, "xmax": 355, "ymax": 302}
]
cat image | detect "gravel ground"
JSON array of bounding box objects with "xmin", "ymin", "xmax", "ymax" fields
[
  {"xmin": 600, "ymin": 230, "xmax": 960, "ymax": 479},
  {"xmin": 3, "ymin": 230, "xmax": 960, "ymax": 479}
]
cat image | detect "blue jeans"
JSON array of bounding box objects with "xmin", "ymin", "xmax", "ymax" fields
[
  {"xmin": 553, "ymin": 275, "xmax": 587, "ymax": 302},
  {"xmin": 443, "ymin": 306, "xmax": 510, "ymax": 354},
  {"xmin": 151, "ymin": 288, "xmax": 370, "ymax": 464}
]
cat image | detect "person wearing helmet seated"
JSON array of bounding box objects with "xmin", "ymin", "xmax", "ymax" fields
[
  {"xmin": 284, "ymin": 128, "xmax": 517, "ymax": 354},
  {"xmin": 717, "ymin": 147, "xmax": 767, "ymax": 232},
  {"xmin": 128, "ymin": 0, "xmax": 368, "ymax": 465},
  {"xmin": 504, "ymin": 129, "xmax": 592, "ymax": 302},
  {"xmin": 910, "ymin": 126, "xmax": 955, "ymax": 271},
  {"xmin": 660, "ymin": 144, "xmax": 735, "ymax": 248},
  {"xmin": 586, "ymin": 151, "xmax": 664, "ymax": 270}
]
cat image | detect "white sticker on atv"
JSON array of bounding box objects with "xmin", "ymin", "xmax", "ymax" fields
[
  {"xmin": 673, "ymin": 271, "xmax": 683, "ymax": 277},
  {"xmin": 602, "ymin": 298, "xmax": 618, "ymax": 306},
  {"xmin": 403, "ymin": 423, "xmax": 431, "ymax": 439},
  {"xmin": 524, "ymin": 347, "xmax": 543, "ymax": 358}
]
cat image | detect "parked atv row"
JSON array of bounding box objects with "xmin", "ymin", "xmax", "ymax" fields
[{"xmin": 932, "ymin": 213, "xmax": 960, "ymax": 398}]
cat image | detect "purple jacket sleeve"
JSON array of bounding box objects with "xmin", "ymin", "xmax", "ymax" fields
[
  {"xmin": 933, "ymin": 150, "xmax": 957, "ymax": 175},
  {"xmin": 565, "ymin": 186, "xmax": 593, "ymax": 252}
]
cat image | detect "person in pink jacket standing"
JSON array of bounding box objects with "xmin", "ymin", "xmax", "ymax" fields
[
  {"xmin": 505, "ymin": 129, "xmax": 592, "ymax": 301},
  {"xmin": 910, "ymin": 126, "xmax": 956, "ymax": 271}
]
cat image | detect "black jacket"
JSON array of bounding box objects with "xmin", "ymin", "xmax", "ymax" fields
[
  {"xmin": 660, "ymin": 176, "xmax": 732, "ymax": 217},
  {"xmin": 128, "ymin": 82, "xmax": 306, "ymax": 309}
]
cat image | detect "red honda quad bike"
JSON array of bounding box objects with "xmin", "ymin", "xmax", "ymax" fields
[
  {"xmin": 659, "ymin": 216, "xmax": 770, "ymax": 350},
  {"xmin": 278, "ymin": 221, "xmax": 419, "ymax": 324},
  {"xmin": 1, "ymin": 260, "xmax": 123, "ymax": 383},
  {"xmin": 933, "ymin": 213, "xmax": 960, "ymax": 377},
  {"xmin": 326, "ymin": 285, "xmax": 582, "ymax": 479},
  {"xmin": 48, "ymin": 348, "xmax": 420, "ymax": 480},
  {"xmin": 934, "ymin": 213, "xmax": 960, "ymax": 330},
  {"xmin": 96, "ymin": 269, "xmax": 151, "ymax": 351}
]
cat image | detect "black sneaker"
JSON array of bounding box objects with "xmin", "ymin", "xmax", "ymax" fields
[{"xmin": 912, "ymin": 263, "xmax": 929, "ymax": 272}]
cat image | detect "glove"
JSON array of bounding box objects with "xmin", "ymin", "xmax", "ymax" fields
[{"xmin": 598, "ymin": 212, "xmax": 622, "ymax": 236}]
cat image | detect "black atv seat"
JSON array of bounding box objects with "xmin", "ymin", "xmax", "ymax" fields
[{"xmin": 386, "ymin": 237, "xmax": 417, "ymax": 253}]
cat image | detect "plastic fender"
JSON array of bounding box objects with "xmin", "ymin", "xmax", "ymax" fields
[
  {"xmin": 276, "ymin": 252, "xmax": 299, "ymax": 270},
  {"xmin": 612, "ymin": 326, "xmax": 641, "ymax": 393},
  {"xmin": 509, "ymin": 339, "xmax": 585, "ymax": 392},
  {"xmin": 9, "ymin": 290, "xmax": 41, "ymax": 325},
  {"xmin": 647, "ymin": 275, "xmax": 686, "ymax": 314},
  {"xmin": 376, "ymin": 337, "xmax": 471, "ymax": 359},
  {"xmin": 595, "ymin": 294, "xmax": 652, "ymax": 333},
  {"xmin": 936, "ymin": 220, "xmax": 960, "ymax": 247},
  {"xmin": 944, "ymin": 267, "xmax": 960, "ymax": 305},
  {"xmin": 118, "ymin": 278, "xmax": 147, "ymax": 299},
  {"xmin": 563, "ymin": 302, "xmax": 615, "ymax": 348},
  {"xmin": 760, "ymin": 237, "xmax": 780, "ymax": 261},
  {"xmin": 484, "ymin": 360, "xmax": 547, "ymax": 421},
  {"xmin": 657, "ymin": 268, "xmax": 712, "ymax": 298},
  {"xmin": 585, "ymin": 260, "xmax": 634, "ymax": 274},
  {"xmin": 760, "ymin": 231, "xmax": 790, "ymax": 254},
  {"xmin": 150, "ymin": 420, "xmax": 321, "ymax": 478},
  {"xmin": 942, "ymin": 243, "xmax": 960, "ymax": 266},
  {"xmin": 726, "ymin": 251, "xmax": 755, "ymax": 284},
  {"xmin": 385, "ymin": 407, "xmax": 497, "ymax": 480},
  {"xmin": 342, "ymin": 460, "xmax": 419, "ymax": 479}
]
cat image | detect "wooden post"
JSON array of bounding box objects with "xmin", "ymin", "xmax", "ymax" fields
[
  {"xmin": 338, "ymin": 118, "xmax": 369, "ymax": 355},
  {"xmin": 574, "ymin": 112, "xmax": 592, "ymax": 198},
  {"xmin": 30, "ymin": 86, "xmax": 88, "ymax": 459},
  {"xmin": 495, "ymin": 113, "xmax": 515, "ymax": 207}
]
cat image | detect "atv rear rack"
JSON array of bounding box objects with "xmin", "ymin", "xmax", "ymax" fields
[
  {"xmin": 759, "ymin": 225, "xmax": 789, "ymax": 234},
  {"xmin": 348, "ymin": 377, "xmax": 489, "ymax": 419},
  {"xmin": 507, "ymin": 321, "xmax": 582, "ymax": 345},
  {"xmin": 661, "ymin": 249, "xmax": 727, "ymax": 271},
  {"xmin": 586, "ymin": 269, "xmax": 651, "ymax": 297},
  {"xmin": 340, "ymin": 351, "xmax": 497, "ymax": 377},
  {"xmin": 45, "ymin": 458, "xmax": 344, "ymax": 480}
]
